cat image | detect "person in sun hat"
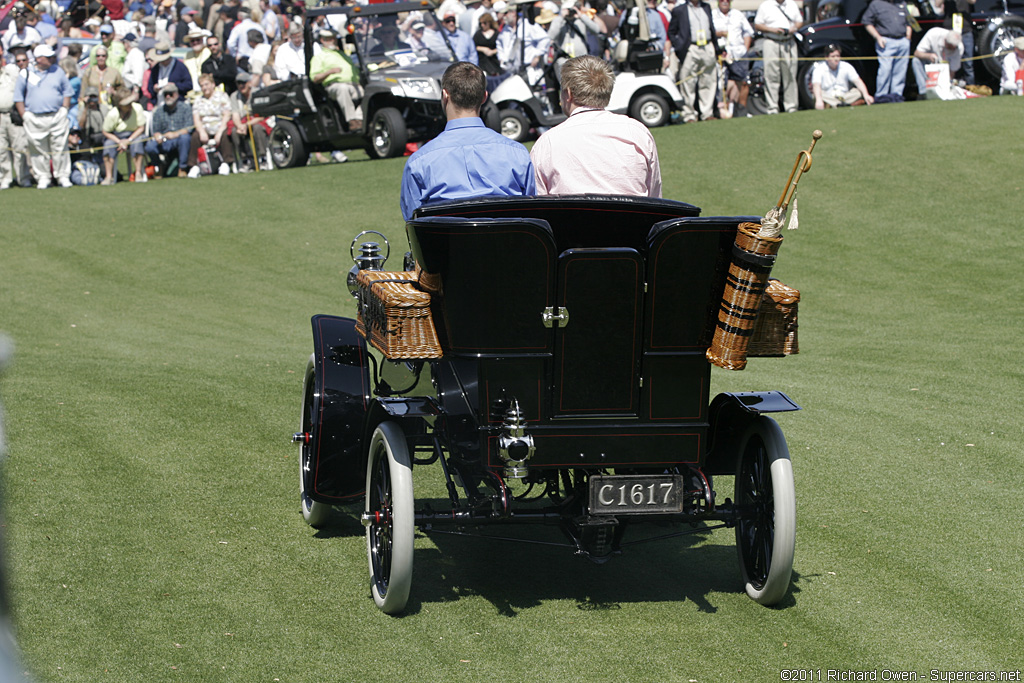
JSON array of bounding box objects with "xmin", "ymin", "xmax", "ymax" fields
[
  {"xmin": 181, "ymin": 27, "xmax": 211, "ymax": 90},
  {"xmin": 13, "ymin": 42, "xmax": 75, "ymax": 188},
  {"xmin": 145, "ymin": 81, "xmax": 193, "ymax": 177},
  {"xmin": 147, "ymin": 38, "xmax": 194, "ymax": 97},
  {"xmin": 310, "ymin": 26, "xmax": 362, "ymax": 131},
  {"xmin": 100, "ymin": 84, "xmax": 146, "ymax": 183}
]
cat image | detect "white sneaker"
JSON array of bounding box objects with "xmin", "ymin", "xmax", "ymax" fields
[
  {"xmin": 37, "ymin": 179, "xmax": 50, "ymax": 189},
  {"xmin": 187, "ymin": 166, "xmax": 201, "ymax": 179},
  {"xmin": 58, "ymin": 177, "xmax": 73, "ymax": 188},
  {"xmin": 332, "ymin": 151, "xmax": 348, "ymax": 163},
  {"xmin": 0, "ymin": 181, "xmax": 10, "ymax": 190},
  {"xmin": 218, "ymin": 163, "xmax": 230, "ymax": 176},
  {"xmin": 135, "ymin": 173, "xmax": 147, "ymax": 183}
]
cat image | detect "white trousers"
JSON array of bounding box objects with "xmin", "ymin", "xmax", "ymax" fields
[
  {"xmin": 23, "ymin": 108, "xmax": 71, "ymax": 182},
  {"xmin": 0, "ymin": 112, "xmax": 31, "ymax": 186},
  {"xmin": 325, "ymin": 82, "xmax": 363, "ymax": 123}
]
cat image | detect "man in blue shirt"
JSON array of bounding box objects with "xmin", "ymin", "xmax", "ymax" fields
[
  {"xmin": 400, "ymin": 61, "xmax": 535, "ymax": 220},
  {"xmin": 14, "ymin": 43, "xmax": 74, "ymax": 189},
  {"xmin": 438, "ymin": 12, "xmax": 478, "ymax": 65}
]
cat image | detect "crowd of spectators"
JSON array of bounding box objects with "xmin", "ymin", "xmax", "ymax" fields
[{"xmin": 1, "ymin": 0, "xmax": 1018, "ymax": 190}]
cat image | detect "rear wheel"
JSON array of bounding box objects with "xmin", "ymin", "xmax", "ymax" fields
[
  {"xmin": 299, "ymin": 354, "xmax": 335, "ymax": 527},
  {"xmin": 366, "ymin": 107, "xmax": 408, "ymax": 159},
  {"xmin": 365, "ymin": 421, "xmax": 414, "ymax": 614},
  {"xmin": 269, "ymin": 119, "xmax": 308, "ymax": 168},
  {"xmin": 498, "ymin": 108, "xmax": 530, "ymax": 142},
  {"xmin": 735, "ymin": 416, "xmax": 795, "ymax": 606},
  {"xmin": 629, "ymin": 92, "xmax": 670, "ymax": 128}
]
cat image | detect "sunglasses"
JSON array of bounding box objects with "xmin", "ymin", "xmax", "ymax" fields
[{"xmin": 442, "ymin": 17, "xmax": 456, "ymax": 23}]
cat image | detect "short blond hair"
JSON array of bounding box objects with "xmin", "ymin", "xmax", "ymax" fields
[{"xmin": 560, "ymin": 55, "xmax": 615, "ymax": 108}]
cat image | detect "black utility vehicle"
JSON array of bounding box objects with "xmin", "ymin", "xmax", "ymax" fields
[
  {"xmin": 293, "ymin": 195, "xmax": 802, "ymax": 614},
  {"xmin": 251, "ymin": 2, "xmax": 457, "ymax": 164},
  {"xmin": 796, "ymin": 0, "xmax": 1024, "ymax": 105}
]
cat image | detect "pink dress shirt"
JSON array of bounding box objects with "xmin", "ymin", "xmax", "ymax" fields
[{"xmin": 530, "ymin": 107, "xmax": 662, "ymax": 198}]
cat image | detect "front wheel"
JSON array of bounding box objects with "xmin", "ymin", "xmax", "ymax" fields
[
  {"xmin": 629, "ymin": 92, "xmax": 670, "ymax": 128},
  {"xmin": 366, "ymin": 107, "xmax": 409, "ymax": 160},
  {"xmin": 734, "ymin": 415, "xmax": 795, "ymax": 606},
  {"xmin": 365, "ymin": 421, "xmax": 414, "ymax": 614},
  {"xmin": 269, "ymin": 119, "xmax": 308, "ymax": 169}
]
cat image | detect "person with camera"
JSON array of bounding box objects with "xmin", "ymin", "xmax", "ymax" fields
[
  {"xmin": 547, "ymin": 0, "xmax": 603, "ymax": 80},
  {"xmin": 753, "ymin": 0, "xmax": 802, "ymax": 114},
  {"xmin": 669, "ymin": 0, "xmax": 721, "ymax": 123}
]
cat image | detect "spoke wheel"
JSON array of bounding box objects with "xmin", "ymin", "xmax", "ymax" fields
[
  {"xmin": 734, "ymin": 416, "xmax": 795, "ymax": 606},
  {"xmin": 365, "ymin": 421, "xmax": 414, "ymax": 614},
  {"xmin": 299, "ymin": 354, "xmax": 335, "ymax": 527}
]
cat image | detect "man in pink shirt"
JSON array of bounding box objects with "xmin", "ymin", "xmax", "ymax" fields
[{"xmin": 530, "ymin": 55, "xmax": 662, "ymax": 197}]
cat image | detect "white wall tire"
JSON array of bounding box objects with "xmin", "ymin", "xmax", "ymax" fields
[
  {"xmin": 365, "ymin": 421, "xmax": 414, "ymax": 614},
  {"xmin": 734, "ymin": 416, "xmax": 795, "ymax": 606},
  {"xmin": 300, "ymin": 354, "xmax": 335, "ymax": 527}
]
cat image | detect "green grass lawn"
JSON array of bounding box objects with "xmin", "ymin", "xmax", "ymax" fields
[{"xmin": 1, "ymin": 97, "xmax": 1022, "ymax": 682}]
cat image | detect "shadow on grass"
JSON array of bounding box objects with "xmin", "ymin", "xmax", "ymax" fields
[{"xmin": 401, "ymin": 524, "xmax": 758, "ymax": 617}]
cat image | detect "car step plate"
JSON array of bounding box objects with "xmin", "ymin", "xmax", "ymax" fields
[{"xmin": 588, "ymin": 474, "xmax": 685, "ymax": 515}]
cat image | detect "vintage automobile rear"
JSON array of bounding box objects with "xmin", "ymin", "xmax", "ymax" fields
[{"xmin": 295, "ymin": 195, "xmax": 804, "ymax": 614}]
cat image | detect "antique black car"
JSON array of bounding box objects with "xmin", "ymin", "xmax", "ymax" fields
[
  {"xmin": 796, "ymin": 0, "xmax": 1024, "ymax": 106},
  {"xmin": 293, "ymin": 195, "xmax": 801, "ymax": 614}
]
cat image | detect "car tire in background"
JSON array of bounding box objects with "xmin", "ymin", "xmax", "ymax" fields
[
  {"xmin": 977, "ymin": 15, "xmax": 1024, "ymax": 79},
  {"xmin": 498, "ymin": 108, "xmax": 530, "ymax": 142},
  {"xmin": 366, "ymin": 107, "xmax": 409, "ymax": 159},
  {"xmin": 269, "ymin": 120, "xmax": 308, "ymax": 169},
  {"xmin": 629, "ymin": 92, "xmax": 670, "ymax": 128},
  {"xmin": 797, "ymin": 60, "xmax": 818, "ymax": 110}
]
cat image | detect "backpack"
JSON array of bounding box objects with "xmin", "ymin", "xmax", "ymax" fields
[{"xmin": 71, "ymin": 160, "xmax": 102, "ymax": 186}]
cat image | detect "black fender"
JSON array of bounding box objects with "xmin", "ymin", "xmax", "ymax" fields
[
  {"xmin": 703, "ymin": 391, "xmax": 800, "ymax": 475},
  {"xmin": 305, "ymin": 315, "xmax": 371, "ymax": 503}
]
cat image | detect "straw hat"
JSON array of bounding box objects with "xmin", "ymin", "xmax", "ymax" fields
[
  {"xmin": 146, "ymin": 39, "xmax": 173, "ymax": 63},
  {"xmin": 116, "ymin": 90, "xmax": 138, "ymax": 106},
  {"xmin": 535, "ymin": 7, "xmax": 556, "ymax": 23}
]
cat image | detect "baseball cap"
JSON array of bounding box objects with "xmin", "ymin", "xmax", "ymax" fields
[
  {"xmin": 33, "ymin": 43, "xmax": 55, "ymax": 58},
  {"xmin": 99, "ymin": 23, "xmax": 114, "ymax": 34}
]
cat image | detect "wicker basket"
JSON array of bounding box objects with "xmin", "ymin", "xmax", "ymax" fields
[
  {"xmin": 355, "ymin": 270, "xmax": 442, "ymax": 360},
  {"xmin": 748, "ymin": 279, "xmax": 800, "ymax": 357},
  {"xmin": 706, "ymin": 222, "xmax": 783, "ymax": 371}
]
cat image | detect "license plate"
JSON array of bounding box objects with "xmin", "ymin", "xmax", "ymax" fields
[{"xmin": 588, "ymin": 475, "xmax": 684, "ymax": 515}]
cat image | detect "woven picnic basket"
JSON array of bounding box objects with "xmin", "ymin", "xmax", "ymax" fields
[
  {"xmin": 706, "ymin": 222, "xmax": 783, "ymax": 371},
  {"xmin": 747, "ymin": 279, "xmax": 800, "ymax": 357},
  {"xmin": 355, "ymin": 270, "xmax": 442, "ymax": 360}
]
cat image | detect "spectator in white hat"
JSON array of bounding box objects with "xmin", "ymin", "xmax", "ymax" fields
[{"xmin": 13, "ymin": 43, "xmax": 74, "ymax": 188}]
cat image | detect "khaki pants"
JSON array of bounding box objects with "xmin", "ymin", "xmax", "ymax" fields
[
  {"xmin": 678, "ymin": 43, "xmax": 718, "ymax": 122},
  {"xmin": 821, "ymin": 85, "xmax": 864, "ymax": 108},
  {"xmin": 0, "ymin": 111, "xmax": 32, "ymax": 186},
  {"xmin": 22, "ymin": 109, "xmax": 71, "ymax": 183},
  {"xmin": 326, "ymin": 82, "xmax": 363, "ymax": 124},
  {"xmin": 763, "ymin": 38, "xmax": 798, "ymax": 114}
]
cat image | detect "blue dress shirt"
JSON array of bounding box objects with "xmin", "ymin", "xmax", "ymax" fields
[
  {"xmin": 400, "ymin": 117, "xmax": 536, "ymax": 220},
  {"xmin": 14, "ymin": 64, "xmax": 73, "ymax": 114}
]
